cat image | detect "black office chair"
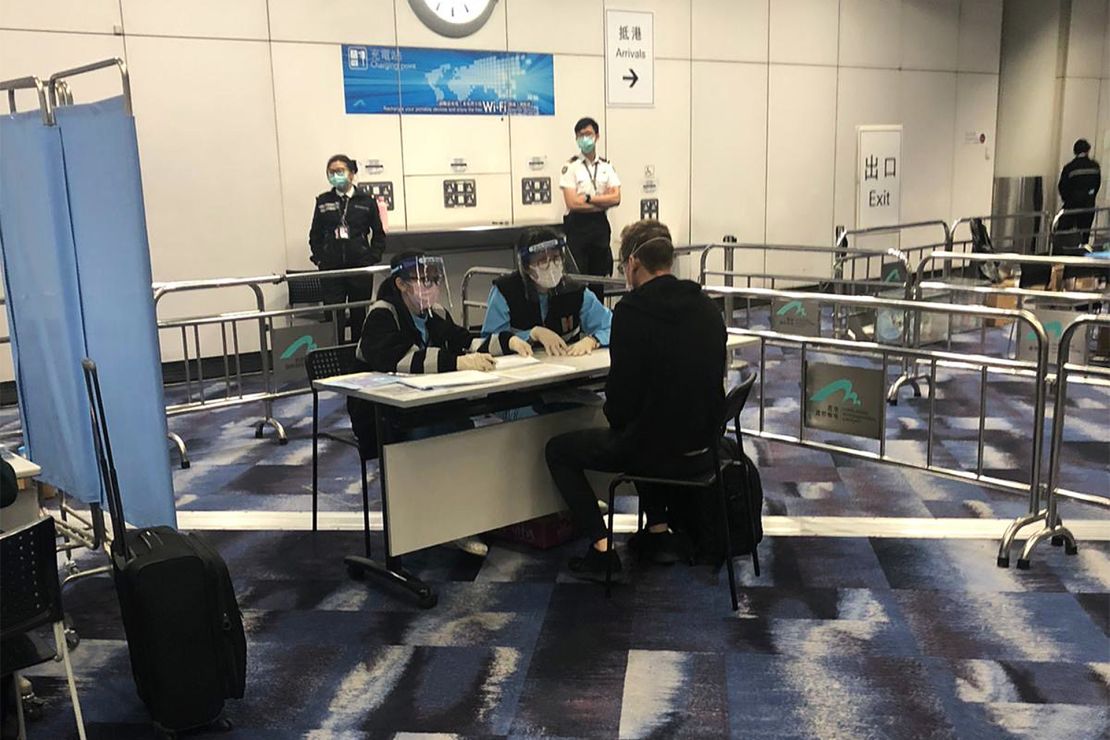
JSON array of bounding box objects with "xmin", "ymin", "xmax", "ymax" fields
[
  {"xmin": 1, "ymin": 517, "xmax": 86, "ymax": 740},
  {"xmin": 604, "ymin": 367, "xmax": 761, "ymax": 610},
  {"xmin": 305, "ymin": 345, "xmax": 368, "ymax": 542}
]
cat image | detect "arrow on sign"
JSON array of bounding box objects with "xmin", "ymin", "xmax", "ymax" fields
[{"xmin": 622, "ymin": 68, "xmax": 639, "ymax": 88}]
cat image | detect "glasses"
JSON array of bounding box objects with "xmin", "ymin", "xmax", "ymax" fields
[
  {"xmin": 406, "ymin": 274, "xmax": 442, "ymax": 287},
  {"xmin": 529, "ymin": 254, "xmax": 563, "ymax": 269}
]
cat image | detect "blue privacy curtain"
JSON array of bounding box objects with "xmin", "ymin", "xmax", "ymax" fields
[
  {"xmin": 0, "ymin": 110, "xmax": 101, "ymax": 504},
  {"xmin": 0, "ymin": 97, "xmax": 175, "ymax": 527},
  {"xmin": 56, "ymin": 97, "xmax": 175, "ymax": 528}
]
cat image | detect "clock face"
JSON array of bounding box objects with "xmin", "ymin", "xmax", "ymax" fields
[{"xmin": 409, "ymin": 0, "xmax": 498, "ymax": 38}]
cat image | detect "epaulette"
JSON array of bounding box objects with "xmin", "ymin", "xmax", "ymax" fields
[
  {"xmin": 599, "ymin": 157, "xmax": 609, "ymax": 163},
  {"xmin": 568, "ymin": 155, "xmax": 580, "ymax": 162}
]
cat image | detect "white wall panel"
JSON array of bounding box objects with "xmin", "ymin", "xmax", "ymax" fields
[
  {"xmin": 401, "ymin": 116, "xmax": 510, "ymax": 175},
  {"xmin": 506, "ymin": 0, "xmax": 603, "ymax": 55},
  {"xmin": 267, "ymin": 0, "xmax": 396, "ymax": 45},
  {"xmin": 957, "ymin": 0, "xmax": 1003, "ymax": 74},
  {"xmin": 951, "ymin": 73, "xmax": 998, "ymax": 218},
  {"xmin": 606, "ymin": 60, "xmax": 692, "ymax": 249},
  {"xmin": 120, "ymin": 0, "xmax": 269, "ymax": 40},
  {"xmin": 509, "ymin": 56, "xmax": 605, "ymax": 225},
  {"xmin": 900, "ymin": 71, "xmax": 957, "ymax": 233},
  {"xmin": 1058, "ymin": 77, "xmax": 1102, "ymax": 172},
  {"xmin": 766, "ymin": 64, "xmax": 836, "ymax": 264},
  {"xmin": 690, "ymin": 62, "xmax": 767, "ymax": 246},
  {"xmin": 395, "ymin": 0, "xmax": 508, "ymax": 51},
  {"xmin": 839, "ymin": 0, "xmax": 902, "ymax": 70},
  {"xmin": 403, "ymin": 174, "xmax": 512, "ymax": 228},
  {"xmin": 902, "ymin": 0, "xmax": 959, "ymax": 72},
  {"xmin": 271, "ymin": 42, "xmax": 405, "ymax": 269},
  {"xmin": 1067, "ymin": 0, "xmax": 1108, "ymax": 78},
  {"xmin": 1098, "ymin": 79, "xmax": 1110, "ymax": 205},
  {"xmin": 770, "ymin": 0, "xmax": 838, "ymax": 66},
  {"xmin": 833, "ymin": 68, "xmax": 901, "ymax": 231},
  {"xmin": 0, "ymin": 30, "xmax": 125, "ymax": 108},
  {"xmin": 0, "ymin": 0, "xmax": 120, "ymax": 33},
  {"xmin": 603, "ymin": 0, "xmax": 690, "ymax": 60},
  {"xmin": 691, "ymin": 0, "xmax": 768, "ymax": 63}
]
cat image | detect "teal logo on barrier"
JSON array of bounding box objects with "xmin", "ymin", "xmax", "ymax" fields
[
  {"xmin": 775, "ymin": 300, "xmax": 808, "ymax": 318},
  {"xmin": 810, "ymin": 379, "xmax": 863, "ymax": 406},
  {"xmin": 884, "ymin": 268, "xmax": 902, "ymax": 283},
  {"xmin": 1026, "ymin": 321, "xmax": 1063, "ymax": 342},
  {"xmin": 280, "ymin": 335, "xmax": 319, "ymax": 360}
]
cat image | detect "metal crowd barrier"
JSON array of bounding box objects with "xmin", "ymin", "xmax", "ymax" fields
[
  {"xmin": 1002, "ymin": 315, "xmax": 1110, "ymax": 568},
  {"xmin": 711, "ymin": 286, "xmax": 1052, "ymax": 525},
  {"xmin": 1050, "ymin": 206, "xmax": 1110, "ymax": 252},
  {"xmin": 154, "ymin": 266, "xmax": 390, "ymax": 466},
  {"xmin": 950, "ymin": 211, "xmax": 1050, "ymax": 259}
]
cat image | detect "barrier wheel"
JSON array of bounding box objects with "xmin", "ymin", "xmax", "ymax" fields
[
  {"xmin": 65, "ymin": 627, "xmax": 80, "ymax": 650},
  {"xmin": 996, "ymin": 556, "xmax": 1009, "ymax": 568},
  {"xmin": 254, "ymin": 427, "xmax": 265, "ymax": 439},
  {"xmin": 1051, "ymin": 535, "xmax": 1064, "ymax": 547},
  {"xmin": 1016, "ymin": 558, "xmax": 1031, "ymax": 570},
  {"xmin": 1065, "ymin": 543, "xmax": 1078, "ymax": 556},
  {"xmin": 180, "ymin": 460, "xmax": 191, "ymax": 470},
  {"xmin": 278, "ymin": 437, "xmax": 289, "ymax": 446},
  {"xmin": 417, "ymin": 589, "xmax": 438, "ymax": 609}
]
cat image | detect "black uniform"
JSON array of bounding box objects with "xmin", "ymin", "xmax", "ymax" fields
[
  {"xmin": 493, "ymin": 272, "xmax": 586, "ymax": 344},
  {"xmin": 308, "ymin": 188, "xmax": 386, "ymax": 342},
  {"xmin": 1057, "ymin": 155, "xmax": 1102, "ymax": 246},
  {"xmin": 562, "ymin": 154, "xmax": 618, "ymax": 299},
  {"xmin": 346, "ymin": 293, "xmax": 514, "ymax": 457},
  {"xmin": 545, "ymin": 274, "xmax": 727, "ymax": 541}
]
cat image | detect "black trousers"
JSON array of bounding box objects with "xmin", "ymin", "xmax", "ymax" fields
[
  {"xmin": 564, "ymin": 212, "xmax": 613, "ymax": 301},
  {"xmin": 545, "ymin": 427, "xmax": 714, "ymax": 543},
  {"xmin": 321, "ymin": 272, "xmax": 374, "ymax": 344}
]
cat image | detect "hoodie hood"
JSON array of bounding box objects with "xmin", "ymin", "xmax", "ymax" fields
[{"xmin": 618, "ymin": 274, "xmax": 704, "ymax": 322}]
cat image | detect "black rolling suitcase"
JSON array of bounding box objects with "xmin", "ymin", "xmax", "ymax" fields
[{"xmin": 82, "ymin": 359, "xmax": 246, "ymax": 736}]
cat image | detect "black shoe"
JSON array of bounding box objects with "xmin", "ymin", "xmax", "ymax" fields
[
  {"xmin": 651, "ymin": 531, "xmax": 694, "ymax": 565},
  {"xmin": 568, "ymin": 546, "xmax": 622, "ymax": 582}
]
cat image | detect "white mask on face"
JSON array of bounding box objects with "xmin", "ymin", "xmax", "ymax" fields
[{"xmin": 530, "ymin": 261, "xmax": 564, "ymax": 290}]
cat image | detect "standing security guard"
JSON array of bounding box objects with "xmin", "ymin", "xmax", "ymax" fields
[
  {"xmin": 1057, "ymin": 138, "xmax": 1102, "ymax": 247},
  {"xmin": 560, "ymin": 116, "xmax": 621, "ymax": 299},
  {"xmin": 309, "ymin": 154, "xmax": 386, "ymax": 343}
]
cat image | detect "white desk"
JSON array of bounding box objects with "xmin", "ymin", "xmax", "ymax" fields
[{"xmin": 314, "ymin": 335, "xmax": 754, "ymax": 607}]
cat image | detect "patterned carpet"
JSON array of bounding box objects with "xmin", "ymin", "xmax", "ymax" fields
[{"xmin": 18, "ymin": 531, "xmax": 1110, "ymax": 738}]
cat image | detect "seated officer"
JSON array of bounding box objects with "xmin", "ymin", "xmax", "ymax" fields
[
  {"xmin": 481, "ymin": 227, "xmax": 611, "ymax": 356},
  {"xmin": 544, "ymin": 220, "xmax": 727, "ymax": 579}
]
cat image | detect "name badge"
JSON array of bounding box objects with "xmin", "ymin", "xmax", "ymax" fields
[{"xmin": 335, "ymin": 226, "xmax": 349, "ymax": 239}]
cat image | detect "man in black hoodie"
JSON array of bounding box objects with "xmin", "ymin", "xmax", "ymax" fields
[{"xmin": 545, "ymin": 219, "xmax": 726, "ymax": 579}]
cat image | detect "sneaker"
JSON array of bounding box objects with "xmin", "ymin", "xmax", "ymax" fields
[
  {"xmin": 449, "ymin": 536, "xmax": 489, "ymax": 557},
  {"xmin": 628, "ymin": 530, "xmax": 692, "ymax": 565},
  {"xmin": 597, "ymin": 499, "xmax": 609, "ymax": 515},
  {"xmin": 568, "ymin": 546, "xmax": 622, "ymax": 582}
]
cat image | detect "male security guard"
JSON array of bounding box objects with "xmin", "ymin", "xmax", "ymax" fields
[
  {"xmin": 560, "ymin": 116, "xmax": 621, "ymax": 299},
  {"xmin": 1057, "ymin": 138, "xmax": 1102, "ymax": 247}
]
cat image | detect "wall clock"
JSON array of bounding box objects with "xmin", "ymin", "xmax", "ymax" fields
[{"xmin": 408, "ymin": 0, "xmax": 499, "ymax": 38}]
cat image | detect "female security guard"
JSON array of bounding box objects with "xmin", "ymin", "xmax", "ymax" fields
[
  {"xmin": 346, "ymin": 251, "xmax": 530, "ymax": 557},
  {"xmin": 480, "ymin": 227, "xmax": 611, "ymax": 356},
  {"xmin": 308, "ymin": 154, "xmax": 386, "ymax": 343}
]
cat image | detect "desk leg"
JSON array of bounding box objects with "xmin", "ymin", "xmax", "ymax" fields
[{"xmin": 343, "ymin": 402, "xmax": 438, "ymax": 609}]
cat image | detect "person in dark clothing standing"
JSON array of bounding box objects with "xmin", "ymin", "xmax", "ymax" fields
[
  {"xmin": 560, "ymin": 116, "xmax": 621, "ymax": 300},
  {"xmin": 544, "ymin": 220, "xmax": 727, "ymax": 580},
  {"xmin": 309, "ymin": 154, "xmax": 386, "ymax": 343},
  {"xmin": 1057, "ymin": 138, "xmax": 1102, "ymax": 246}
]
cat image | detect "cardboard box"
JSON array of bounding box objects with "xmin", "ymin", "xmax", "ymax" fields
[{"xmin": 985, "ymin": 277, "xmax": 1018, "ymax": 326}]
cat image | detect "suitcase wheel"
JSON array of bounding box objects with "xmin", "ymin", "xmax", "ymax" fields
[
  {"xmin": 417, "ymin": 589, "xmax": 438, "ymax": 610},
  {"xmin": 346, "ymin": 563, "xmax": 367, "ymax": 581}
]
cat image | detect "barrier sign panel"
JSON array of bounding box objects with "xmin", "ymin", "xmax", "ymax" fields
[
  {"xmin": 804, "ymin": 362, "xmax": 884, "ymax": 439},
  {"xmin": 771, "ymin": 298, "xmax": 821, "ymax": 337},
  {"xmin": 342, "ymin": 45, "xmax": 555, "ymax": 115},
  {"xmin": 856, "ymin": 125, "xmax": 902, "ymax": 230},
  {"xmin": 272, "ymin": 324, "xmax": 337, "ymax": 385},
  {"xmin": 1016, "ymin": 308, "xmax": 1087, "ymax": 365}
]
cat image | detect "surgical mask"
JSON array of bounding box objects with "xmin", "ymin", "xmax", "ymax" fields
[
  {"xmin": 530, "ymin": 262, "xmax": 564, "ymax": 290},
  {"xmin": 328, "ymin": 172, "xmax": 350, "ymax": 190},
  {"xmin": 576, "ymin": 136, "xmax": 596, "ymax": 154}
]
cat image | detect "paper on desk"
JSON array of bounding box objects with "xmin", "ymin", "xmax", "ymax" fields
[
  {"xmin": 397, "ymin": 370, "xmax": 500, "ymax": 390},
  {"xmin": 493, "ymin": 354, "xmax": 541, "ymax": 370},
  {"xmin": 494, "ymin": 362, "xmax": 576, "ymax": 380},
  {"xmin": 326, "ymin": 373, "xmax": 402, "ymax": 392}
]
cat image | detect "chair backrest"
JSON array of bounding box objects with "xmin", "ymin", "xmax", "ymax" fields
[
  {"xmin": 304, "ymin": 344, "xmax": 359, "ymax": 383},
  {"xmin": 722, "ymin": 366, "xmax": 758, "ymax": 441},
  {"xmin": 1, "ymin": 517, "xmax": 63, "ymax": 639},
  {"xmin": 287, "ymin": 270, "xmax": 325, "ymax": 306}
]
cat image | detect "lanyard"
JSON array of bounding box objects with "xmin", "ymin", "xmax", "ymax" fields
[
  {"xmin": 582, "ymin": 158, "xmax": 599, "ymax": 190},
  {"xmin": 338, "ymin": 190, "xmax": 353, "ymax": 228}
]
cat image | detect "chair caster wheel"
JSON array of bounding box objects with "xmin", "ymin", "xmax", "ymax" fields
[
  {"xmin": 996, "ymin": 556, "xmax": 1009, "ymax": 568},
  {"xmin": 1016, "ymin": 559, "xmax": 1031, "ymax": 570},
  {"xmin": 1065, "ymin": 543, "xmax": 1078, "ymax": 556},
  {"xmin": 346, "ymin": 564, "xmax": 366, "ymax": 581},
  {"xmin": 417, "ymin": 589, "xmax": 438, "ymax": 609},
  {"xmin": 1051, "ymin": 535, "xmax": 1064, "ymax": 547}
]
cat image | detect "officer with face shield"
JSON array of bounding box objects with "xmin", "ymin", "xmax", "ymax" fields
[{"xmin": 481, "ymin": 227, "xmax": 612, "ymax": 356}]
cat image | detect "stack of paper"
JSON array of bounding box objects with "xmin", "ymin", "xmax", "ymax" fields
[
  {"xmin": 493, "ymin": 355, "xmax": 541, "ymax": 370},
  {"xmin": 397, "ymin": 370, "xmax": 500, "ymax": 391}
]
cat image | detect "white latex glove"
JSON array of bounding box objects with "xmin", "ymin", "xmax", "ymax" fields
[
  {"xmin": 566, "ymin": 336, "xmax": 599, "ymax": 357},
  {"xmin": 508, "ymin": 335, "xmax": 533, "ymax": 357},
  {"xmin": 530, "ymin": 326, "xmax": 569, "ymax": 356},
  {"xmin": 456, "ymin": 353, "xmax": 495, "ymax": 372}
]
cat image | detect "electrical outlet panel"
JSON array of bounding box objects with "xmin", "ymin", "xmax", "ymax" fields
[
  {"xmin": 640, "ymin": 198, "xmax": 659, "ymax": 220},
  {"xmin": 357, "ymin": 181, "xmax": 395, "ymax": 210},
  {"xmin": 443, "ymin": 179, "xmax": 477, "ymax": 208},
  {"xmin": 521, "ymin": 177, "xmax": 552, "ymax": 205}
]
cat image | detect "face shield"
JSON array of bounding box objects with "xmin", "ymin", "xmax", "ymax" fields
[
  {"xmin": 516, "ymin": 237, "xmax": 581, "ymax": 300},
  {"xmin": 392, "ymin": 255, "xmax": 451, "ymax": 315}
]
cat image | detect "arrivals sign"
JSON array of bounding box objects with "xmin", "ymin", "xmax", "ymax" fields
[
  {"xmin": 605, "ymin": 9, "xmax": 654, "ymax": 107},
  {"xmin": 856, "ymin": 125, "xmax": 902, "ymax": 231}
]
